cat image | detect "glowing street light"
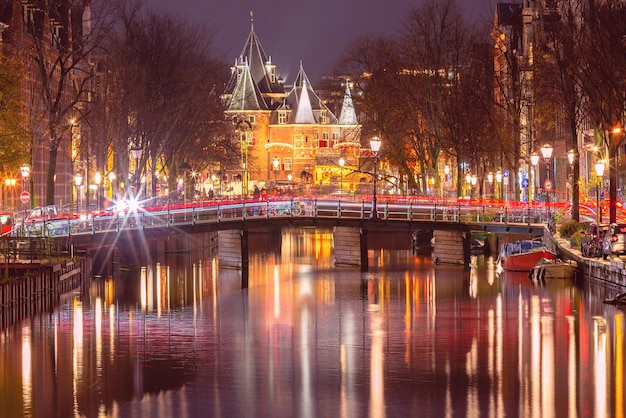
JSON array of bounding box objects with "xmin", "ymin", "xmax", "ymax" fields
[
  {"xmin": 595, "ymin": 160, "xmax": 605, "ymax": 223},
  {"xmin": 541, "ymin": 143, "xmax": 554, "ymax": 225},
  {"xmin": 369, "ymin": 136, "xmax": 382, "ymax": 220},
  {"xmin": 74, "ymin": 173, "xmax": 83, "ymax": 212},
  {"xmin": 338, "ymin": 156, "xmax": 345, "ymax": 192},
  {"xmin": 273, "ymin": 158, "xmax": 279, "ymax": 186}
]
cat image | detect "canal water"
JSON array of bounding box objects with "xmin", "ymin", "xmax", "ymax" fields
[{"xmin": 0, "ymin": 227, "xmax": 624, "ymax": 417}]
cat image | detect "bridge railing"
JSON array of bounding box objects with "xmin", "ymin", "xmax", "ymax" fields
[{"xmin": 10, "ymin": 198, "xmax": 550, "ymax": 238}]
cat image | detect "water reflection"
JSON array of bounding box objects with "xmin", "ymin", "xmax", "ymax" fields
[{"xmin": 0, "ymin": 227, "xmax": 624, "ymax": 417}]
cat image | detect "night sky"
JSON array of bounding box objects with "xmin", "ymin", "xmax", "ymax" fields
[{"xmin": 143, "ymin": 0, "xmax": 497, "ymax": 84}]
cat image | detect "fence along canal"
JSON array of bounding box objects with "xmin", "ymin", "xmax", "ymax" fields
[{"xmin": 0, "ymin": 236, "xmax": 92, "ymax": 329}]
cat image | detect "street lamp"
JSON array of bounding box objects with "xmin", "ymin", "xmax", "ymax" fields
[
  {"xmin": 530, "ymin": 152, "xmax": 539, "ymax": 202},
  {"xmin": 541, "ymin": 143, "xmax": 554, "ymax": 222},
  {"xmin": 487, "ymin": 172, "xmax": 493, "ymax": 199},
  {"xmin": 595, "ymin": 160, "xmax": 605, "ymax": 224},
  {"xmin": 369, "ymin": 136, "xmax": 382, "ymax": 220},
  {"xmin": 74, "ymin": 173, "xmax": 83, "ymax": 212},
  {"xmin": 567, "ymin": 149, "xmax": 574, "ymax": 166},
  {"xmin": 540, "ymin": 144, "xmax": 553, "ymax": 183},
  {"xmin": 108, "ymin": 172, "xmax": 116, "ymax": 200},
  {"xmin": 130, "ymin": 145, "xmax": 143, "ymax": 196},
  {"xmin": 273, "ymin": 158, "xmax": 279, "ymax": 187},
  {"xmin": 338, "ymin": 156, "xmax": 345, "ymax": 192},
  {"xmin": 4, "ymin": 179, "xmax": 15, "ymax": 210},
  {"xmin": 465, "ymin": 173, "xmax": 472, "ymax": 198}
]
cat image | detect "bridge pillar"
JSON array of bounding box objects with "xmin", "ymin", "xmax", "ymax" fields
[
  {"xmin": 218, "ymin": 229, "xmax": 250, "ymax": 288},
  {"xmin": 433, "ymin": 230, "xmax": 470, "ymax": 266},
  {"xmin": 218, "ymin": 229, "xmax": 244, "ymax": 269},
  {"xmin": 334, "ymin": 226, "xmax": 364, "ymax": 267}
]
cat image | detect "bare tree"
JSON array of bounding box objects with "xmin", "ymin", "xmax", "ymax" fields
[
  {"xmin": 102, "ymin": 4, "xmax": 231, "ymax": 200},
  {"xmin": 579, "ymin": 1, "xmax": 626, "ymax": 223},
  {"xmin": 335, "ymin": 0, "xmax": 497, "ymax": 197},
  {"xmin": 401, "ymin": 0, "xmax": 497, "ymax": 197},
  {"xmin": 533, "ymin": 1, "xmax": 586, "ymax": 222}
]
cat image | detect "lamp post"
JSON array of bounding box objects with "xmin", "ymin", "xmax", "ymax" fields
[
  {"xmin": 273, "ymin": 158, "xmax": 279, "ymax": 187},
  {"xmin": 4, "ymin": 179, "xmax": 15, "ymax": 210},
  {"xmin": 338, "ymin": 156, "xmax": 345, "ymax": 192},
  {"xmin": 595, "ymin": 160, "xmax": 605, "ymax": 224},
  {"xmin": 108, "ymin": 172, "xmax": 116, "ymax": 201},
  {"xmin": 541, "ymin": 143, "xmax": 554, "ymax": 221},
  {"xmin": 530, "ymin": 152, "xmax": 539, "ymax": 202},
  {"xmin": 487, "ymin": 172, "xmax": 493, "ymax": 199},
  {"xmin": 369, "ymin": 136, "xmax": 382, "ymax": 220},
  {"xmin": 74, "ymin": 173, "xmax": 83, "ymax": 213},
  {"xmin": 130, "ymin": 145, "xmax": 143, "ymax": 197},
  {"xmin": 465, "ymin": 173, "xmax": 472, "ymax": 198}
]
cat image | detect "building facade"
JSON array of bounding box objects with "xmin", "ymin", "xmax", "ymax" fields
[
  {"xmin": 0, "ymin": 0, "xmax": 90, "ymax": 210},
  {"xmin": 221, "ymin": 20, "xmax": 362, "ymax": 195}
]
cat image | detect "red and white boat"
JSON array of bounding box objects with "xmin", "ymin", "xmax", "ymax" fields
[{"xmin": 498, "ymin": 239, "xmax": 557, "ymax": 272}]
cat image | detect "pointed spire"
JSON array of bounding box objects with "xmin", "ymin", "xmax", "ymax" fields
[
  {"xmin": 285, "ymin": 62, "xmax": 338, "ymax": 124},
  {"xmin": 339, "ymin": 84, "xmax": 358, "ymax": 125},
  {"xmin": 294, "ymin": 80, "xmax": 315, "ymax": 124},
  {"xmin": 234, "ymin": 14, "xmax": 283, "ymax": 95}
]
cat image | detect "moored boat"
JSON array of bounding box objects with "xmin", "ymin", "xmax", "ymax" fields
[
  {"xmin": 528, "ymin": 258, "xmax": 578, "ymax": 282},
  {"xmin": 498, "ymin": 239, "xmax": 557, "ymax": 272}
]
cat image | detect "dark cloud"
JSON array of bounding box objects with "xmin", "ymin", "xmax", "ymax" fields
[{"xmin": 144, "ymin": 0, "xmax": 491, "ymax": 83}]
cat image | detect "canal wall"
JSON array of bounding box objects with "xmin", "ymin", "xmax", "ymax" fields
[
  {"xmin": 0, "ymin": 257, "xmax": 92, "ymax": 329},
  {"xmin": 547, "ymin": 232, "xmax": 626, "ymax": 290}
]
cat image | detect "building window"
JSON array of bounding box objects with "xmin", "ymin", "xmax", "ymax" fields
[
  {"xmin": 318, "ymin": 132, "xmax": 330, "ymax": 148},
  {"xmin": 294, "ymin": 134, "xmax": 312, "ymax": 157},
  {"xmin": 320, "ymin": 110, "xmax": 327, "ymax": 124},
  {"xmin": 51, "ymin": 23, "xmax": 62, "ymax": 48},
  {"xmin": 284, "ymin": 158, "xmax": 293, "ymax": 171},
  {"xmin": 278, "ymin": 111, "xmax": 287, "ymax": 124},
  {"xmin": 245, "ymin": 131, "xmax": 254, "ymax": 146},
  {"xmin": 249, "ymin": 115, "xmax": 255, "ymax": 125}
]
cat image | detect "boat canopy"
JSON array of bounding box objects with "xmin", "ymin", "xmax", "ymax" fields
[{"xmin": 502, "ymin": 240, "xmax": 548, "ymax": 256}]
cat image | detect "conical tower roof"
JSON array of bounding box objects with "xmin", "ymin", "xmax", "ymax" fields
[
  {"xmin": 231, "ymin": 13, "xmax": 283, "ymax": 95},
  {"xmin": 226, "ymin": 59, "xmax": 268, "ymax": 111},
  {"xmin": 338, "ymin": 84, "xmax": 358, "ymax": 125},
  {"xmin": 282, "ymin": 62, "xmax": 338, "ymax": 124}
]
